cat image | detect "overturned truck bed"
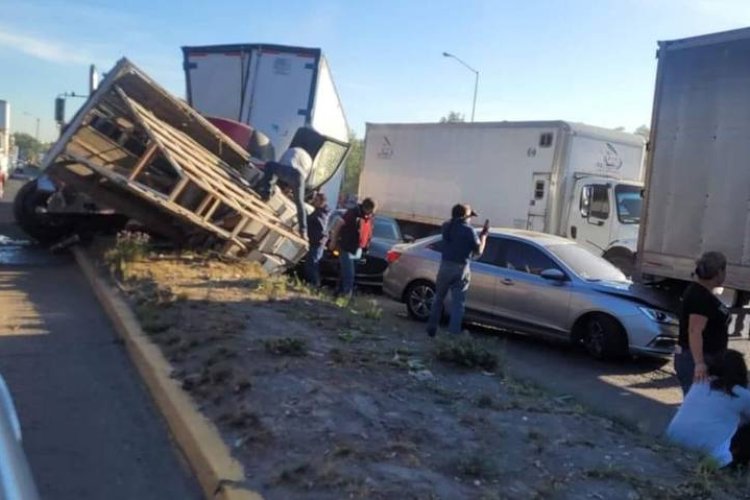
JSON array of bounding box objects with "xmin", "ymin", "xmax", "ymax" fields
[{"xmin": 23, "ymin": 59, "xmax": 332, "ymax": 273}]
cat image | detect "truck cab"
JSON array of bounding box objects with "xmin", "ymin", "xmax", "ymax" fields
[{"xmin": 566, "ymin": 176, "xmax": 643, "ymax": 274}]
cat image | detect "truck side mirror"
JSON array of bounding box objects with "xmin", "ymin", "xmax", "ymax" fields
[{"xmin": 580, "ymin": 185, "xmax": 592, "ymax": 218}]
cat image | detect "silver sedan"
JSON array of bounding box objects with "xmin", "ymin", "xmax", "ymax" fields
[{"xmin": 383, "ymin": 229, "xmax": 678, "ymax": 359}]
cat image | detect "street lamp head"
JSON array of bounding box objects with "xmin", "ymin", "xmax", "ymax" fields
[{"xmin": 442, "ymin": 52, "xmax": 452, "ymax": 58}]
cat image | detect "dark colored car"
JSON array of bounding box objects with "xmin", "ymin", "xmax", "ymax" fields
[{"xmin": 318, "ymin": 212, "xmax": 410, "ymax": 288}]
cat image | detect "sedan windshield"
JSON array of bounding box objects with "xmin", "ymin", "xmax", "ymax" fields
[
  {"xmin": 547, "ymin": 244, "xmax": 627, "ymax": 282},
  {"xmin": 615, "ymin": 184, "xmax": 642, "ymax": 224}
]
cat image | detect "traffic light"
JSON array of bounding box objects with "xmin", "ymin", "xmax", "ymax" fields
[{"xmin": 54, "ymin": 97, "xmax": 65, "ymax": 124}]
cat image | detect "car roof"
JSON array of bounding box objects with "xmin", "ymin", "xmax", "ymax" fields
[
  {"xmin": 487, "ymin": 228, "xmax": 573, "ymax": 247},
  {"xmin": 416, "ymin": 227, "xmax": 574, "ymax": 248}
]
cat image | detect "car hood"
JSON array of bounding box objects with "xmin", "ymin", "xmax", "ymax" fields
[{"xmin": 587, "ymin": 280, "xmax": 677, "ymax": 311}]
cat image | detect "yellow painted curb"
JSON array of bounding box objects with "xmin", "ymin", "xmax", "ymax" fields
[{"xmin": 73, "ymin": 247, "xmax": 262, "ymax": 500}]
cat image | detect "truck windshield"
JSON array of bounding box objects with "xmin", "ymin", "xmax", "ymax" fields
[
  {"xmin": 615, "ymin": 184, "xmax": 642, "ymax": 224},
  {"xmin": 308, "ymin": 140, "xmax": 349, "ymax": 191}
]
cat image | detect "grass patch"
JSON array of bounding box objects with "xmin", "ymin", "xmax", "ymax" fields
[
  {"xmin": 264, "ymin": 337, "xmax": 308, "ymax": 357},
  {"xmin": 104, "ymin": 231, "xmax": 151, "ymax": 278},
  {"xmin": 456, "ymin": 452, "xmax": 499, "ymax": 479},
  {"xmin": 434, "ymin": 337, "xmax": 499, "ymax": 372},
  {"xmin": 476, "ymin": 393, "xmax": 495, "ymax": 409}
]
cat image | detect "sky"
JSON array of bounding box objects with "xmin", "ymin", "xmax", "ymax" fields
[{"xmin": 1, "ymin": 0, "xmax": 750, "ymax": 143}]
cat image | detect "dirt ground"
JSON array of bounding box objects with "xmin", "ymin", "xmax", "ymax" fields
[{"xmin": 99, "ymin": 246, "xmax": 750, "ymax": 499}]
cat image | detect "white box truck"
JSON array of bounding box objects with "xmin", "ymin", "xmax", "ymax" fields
[
  {"xmin": 637, "ymin": 28, "xmax": 750, "ymax": 307},
  {"xmin": 182, "ymin": 43, "xmax": 350, "ymax": 206},
  {"xmin": 360, "ymin": 121, "xmax": 646, "ymax": 269},
  {"xmin": 0, "ymin": 100, "xmax": 9, "ymax": 198}
]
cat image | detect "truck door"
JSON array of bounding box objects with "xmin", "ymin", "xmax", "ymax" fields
[
  {"xmin": 527, "ymin": 173, "xmax": 550, "ymax": 232},
  {"xmin": 567, "ymin": 182, "xmax": 612, "ymax": 256},
  {"xmin": 243, "ymin": 50, "xmax": 317, "ymax": 154}
]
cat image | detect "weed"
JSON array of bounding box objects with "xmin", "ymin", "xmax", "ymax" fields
[
  {"xmin": 434, "ymin": 337, "xmax": 499, "ymax": 371},
  {"xmin": 275, "ymin": 462, "xmax": 312, "ymax": 485},
  {"xmin": 136, "ymin": 303, "xmax": 175, "ymax": 334},
  {"xmin": 456, "ymin": 452, "xmax": 499, "ymax": 479},
  {"xmin": 359, "ymin": 298, "xmax": 384, "ymax": 320},
  {"xmin": 477, "ymin": 393, "xmax": 495, "ymax": 409},
  {"xmin": 337, "ymin": 330, "xmax": 356, "ymax": 343},
  {"xmin": 263, "ymin": 337, "xmax": 308, "ymax": 357},
  {"xmin": 329, "ymin": 348, "xmax": 347, "ymax": 363},
  {"xmin": 233, "ymin": 378, "xmax": 252, "ymax": 394},
  {"xmin": 104, "ymin": 231, "xmax": 151, "ymax": 277},
  {"xmin": 505, "ymin": 378, "xmax": 545, "ymax": 398}
]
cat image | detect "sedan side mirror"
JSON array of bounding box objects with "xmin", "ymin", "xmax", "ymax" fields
[
  {"xmin": 541, "ymin": 269, "xmax": 567, "ymax": 282},
  {"xmin": 404, "ymin": 234, "xmax": 415, "ymax": 243}
]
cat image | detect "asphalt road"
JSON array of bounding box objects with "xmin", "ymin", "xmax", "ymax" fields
[{"xmin": 0, "ymin": 179, "xmax": 201, "ymax": 499}]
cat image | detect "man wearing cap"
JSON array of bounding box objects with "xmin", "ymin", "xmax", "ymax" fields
[{"xmin": 426, "ymin": 204, "xmax": 488, "ymax": 337}]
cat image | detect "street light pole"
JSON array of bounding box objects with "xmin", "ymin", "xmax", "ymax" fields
[
  {"xmin": 442, "ymin": 52, "xmax": 479, "ymax": 122},
  {"xmin": 22, "ymin": 112, "xmax": 40, "ymax": 141}
]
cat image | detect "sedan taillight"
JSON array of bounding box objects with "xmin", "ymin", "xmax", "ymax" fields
[{"xmin": 386, "ymin": 250, "xmax": 402, "ymax": 264}]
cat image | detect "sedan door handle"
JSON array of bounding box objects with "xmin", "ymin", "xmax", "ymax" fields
[{"xmin": 501, "ymin": 278, "xmax": 514, "ymax": 286}]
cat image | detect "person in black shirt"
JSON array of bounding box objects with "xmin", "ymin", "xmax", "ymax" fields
[
  {"xmin": 304, "ymin": 192, "xmax": 331, "ymax": 287},
  {"xmin": 675, "ymin": 251, "xmax": 730, "ymax": 395}
]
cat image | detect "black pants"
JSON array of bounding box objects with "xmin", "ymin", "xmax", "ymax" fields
[{"xmin": 729, "ymin": 423, "xmax": 750, "ymax": 469}]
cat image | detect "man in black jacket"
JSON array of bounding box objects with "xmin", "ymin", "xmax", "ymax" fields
[{"xmin": 304, "ymin": 192, "xmax": 331, "ymax": 287}]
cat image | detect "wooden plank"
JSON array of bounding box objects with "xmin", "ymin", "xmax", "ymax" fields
[
  {"xmin": 68, "ymin": 136, "xmax": 128, "ymax": 167},
  {"xmin": 128, "ymin": 143, "xmax": 159, "ymax": 180},
  {"xmin": 203, "ymin": 199, "xmax": 221, "ymax": 221},
  {"xmin": 168, "ymin": 177, "xmax": 190, "ymax": 202},
  {"xmin": 195, "ymin": 193, "xmax": 213, "ymax": 215},
  {"xmin": 118, "ymin": 90, "xmax": 306, "ymax": 247},
  {"xmin": 63, "ymin": 154, "xmax": 240, "ymax": 244}
]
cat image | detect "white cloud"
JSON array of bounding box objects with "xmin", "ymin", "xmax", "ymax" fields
[{"xmin": 0, "ymin": 27, "xmax": 90, "ymax": 65}]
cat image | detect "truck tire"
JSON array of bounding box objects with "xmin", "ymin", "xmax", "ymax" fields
[
  {"xmin": 404, "ymin": 280, "xmax": 436, "ymax": 322},
  {"xmin": 13, "ymin": 180, "xmax": 74, "ymax": 245},
  {"xmin": 581, "ymin": 314, "xmax": 629, "ymax": 360},
  {"xmin": 603, "ymin": 248, "xmax": 636, "ymax": 278}
]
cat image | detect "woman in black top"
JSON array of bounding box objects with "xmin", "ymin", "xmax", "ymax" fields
[{"xmin": 675, "ymin": 251, "xmax": 730, "ymax": 395}]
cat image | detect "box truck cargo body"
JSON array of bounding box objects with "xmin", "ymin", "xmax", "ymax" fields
[
  {"xmin": 637, "ymin": 28, "xmax": 750, "ymax": 295},
  {"xmin": 182, "ymin": 44, "xmax": 349, "ymax": 205},
  {"xmin": 360, "ymin": 121, "xmax": 646, "ymax": 266}
]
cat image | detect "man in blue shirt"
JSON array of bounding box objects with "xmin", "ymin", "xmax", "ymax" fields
[{"xmin": 427, "ymin": 204, "xmax": 488, "ymax": 337}]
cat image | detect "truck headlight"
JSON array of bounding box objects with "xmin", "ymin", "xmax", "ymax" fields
[{"xmin": 638, "ymin": 307, "xmax": 678, "ymax": 326}]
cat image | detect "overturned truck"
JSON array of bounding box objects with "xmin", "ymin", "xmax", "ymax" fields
[{"xmin": 14, "ymin": 58, "xmax": 349, "ymax": 273}]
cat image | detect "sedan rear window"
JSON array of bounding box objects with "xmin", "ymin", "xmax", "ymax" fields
[{"xmin": 373, "ymin": 218, "xmax": 402, "ymax": 241}]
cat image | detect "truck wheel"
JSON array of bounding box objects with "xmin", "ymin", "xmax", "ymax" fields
[
  {"xmin": 603, "ymin": 248, "xmax": 635, "ymax": 278},
  {"xmin": 405, "ymin": 280, "xmax": 436, "ymax": 322},
  {"xmin": 581, "ymin": 314, "xmax": 629, "ymax": 360},
  {"xmin": 13, "ymin": 180, "xmax": 74, "ymax": 245}
]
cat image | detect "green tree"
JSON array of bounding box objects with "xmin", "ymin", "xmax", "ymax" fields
[
  {"xmin": 340, "ymin": 130, "xmax": 364, "ymax": 198},
  {"xmin": 12, "ymin": 132, "xmax": 45, "ymax": 163},
  {"xmin": 634, "ymin": 125, "xmax": 650, "ymax": 139},
  {"xmin": 439, "ymin": 111, "xmax": 465, "ymax": 123}
]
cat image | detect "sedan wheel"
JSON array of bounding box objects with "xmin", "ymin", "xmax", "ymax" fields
[
  {"xmin": 405, "ymin": 281, "xmax": 436, "ymax": 322},
  {"xmin": 582, "ymin": 314, "xmax": 628, "ymax": 360}
]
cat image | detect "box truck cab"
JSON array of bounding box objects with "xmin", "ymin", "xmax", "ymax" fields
[
  {"xmin": 564, "ymin": 178, "xmax": 643, "ymax": 273},
  {"xmin": 360, "ymin": 121, "xmax": 646, "ymax": 271}
]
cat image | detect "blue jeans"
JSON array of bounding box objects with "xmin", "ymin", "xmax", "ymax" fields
[
  {"xmin": 674, "ymin": 348, "xmax": 722, "ymax": 395},
  {"xmin": 305, "ymin": 244, "xmax": 325, "ymax": 287},
  {"xmin": 338, "ymin": 248, "xmax": 362, "ymax": 297},
  {"xmin": 427, "ymin": 261, "xmax": 470, "ymax": 335},
  {"xmin": 257, "ymin": 162, "xmax": 306, "ymax": 237}
]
